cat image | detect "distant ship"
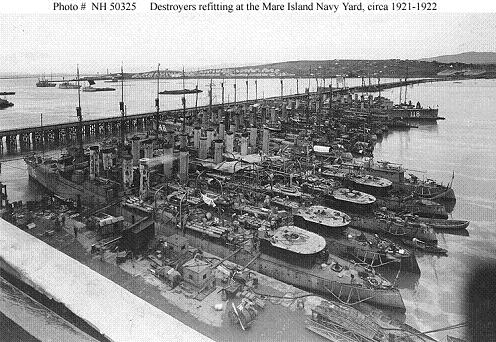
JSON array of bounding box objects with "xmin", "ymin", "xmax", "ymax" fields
[
  {"xmin": 59, "ymin": 82, "xmax": 81, "ymax": 89},
  {"xmin": 159, "ymin": 88, "xmax": 202, "ymax": 95},
  {"xmin": 36, "ymin": 78, "xmax": 56, "ymax": 87},
  {"xmin": 0, "ymin": 98, "xmax": 14, "ymax": 109},
  {"xmin": 387, "ymin": 101, "xmax": 442, "ymax": 121},
  {"xmin": 83, "ymin": 80, "xmax": 116, "ymax": 92}
]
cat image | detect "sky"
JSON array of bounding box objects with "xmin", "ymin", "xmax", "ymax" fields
[{"xmin": 1, "ymin": 2, "xmax": 496, "ymax": 74}]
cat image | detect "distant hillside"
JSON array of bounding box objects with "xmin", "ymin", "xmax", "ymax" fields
[{"xmin": 420, "ymin": 52, "xmax": 496, "ymax": 65}]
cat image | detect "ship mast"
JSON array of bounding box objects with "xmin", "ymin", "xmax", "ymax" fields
[
  {"xmin": 209, "ymin": 78, "xmax": 213, "ymax": 126},
  {"xmin": 120, "ymin": 63, "xmax": 125, "ymax": 147},
  {"xmin": 76, "ymin": 65, "xmax": 83, "ymax": 155},
  {"xmin": 155, "ymin": 63, "xmax": 160, "ymax": 139},
  {"xmin": 181, "ymin": 67, "xmax": 187, "ymax": 133}
]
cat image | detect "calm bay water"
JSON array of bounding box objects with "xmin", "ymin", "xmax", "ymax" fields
[{"xmin": 1, "ymin": 77, "xmax": 495, "ymax": 341}]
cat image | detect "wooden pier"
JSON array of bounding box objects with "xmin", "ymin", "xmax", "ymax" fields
[{"xmin": 0, "ymin": 78, "xmax": 446, "ymax": 155}]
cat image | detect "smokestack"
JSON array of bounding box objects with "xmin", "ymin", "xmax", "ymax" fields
[
  {"xmin": 139, "ymin": 158, "xmax": 150, "ymax": 200},
  {"xmin": 270, "ymin": 107, "xmax": 276, "ymax": 124},
  {"xmin": 249, "ymin": 106, "xmax": 255, "ymax": 127},
  {"xmin": 179, "ymin": 148, "xmax": 189, "ymax": 183},
  {"xmin": 249, "ymin": 127, "xmax": 257, "ymax": 148},
  {"xmin": 281, "ymin": 103, "xmax": 288, "ymax": 122},
  {"xmin": 180, "ymin": 133, "xmax": 188, "ymax": 150},
  {"xmin": 101, "ymin": 148, "xmax": 113, "ymax": 170},
  {"xmin": 233, "ymin": 111, "xmax": 239, "ymax": 133},
  {"xmin": 225, "ymin": 131, "xmax": 234, "ymax": 154},
  {"xmin": 199, "ymin": 136, "xmax": 208, "ymax": 159},
  {"xmin": 143, "ymin": 140, "xmax": 154, "ymax": 159},
  {"xmin": 262, "ymin": 127, "xmax": 269, "ymax": 154},
  {"xmin": 218, "ymin": 121, "xmax": 225, "ymax": 140},
  {"xmin": 213, "ymin": 139, "xmax": 223, "ymax": 164},
  {"xmin": 206, "ymin": 128, "xmax": 215, "ymax": 151},
  {"xmin": 193, "ymin": 127, "xmax": 201, "ymax": 149},
  {"xmin": 240, "ymin": 132, "xmax": 249, "ymax": 156},
  {"xmin": 202, "ymin": 110, "xmax": 209, "ymax": 129},
  {"xmin": 224, "ymin": 110, "xmax": 230, "ymax": 132},
  {"xmin": 217, "ymin": 108, "xmax": 222, "ymax": 124},
  {"xmin": 131, "ymin": 136, "xmax": 141, "ymax": 165},
  {"xmin": 89, "ymin": 145, "xmax": 99, "ymax": 180},
  {"xmin": 122, "ymin": 154, "xmax": 134, "ymax": 189},
  {"xmin": 163, "ymin": 143, "xmax": 173, "ymax": 179}
]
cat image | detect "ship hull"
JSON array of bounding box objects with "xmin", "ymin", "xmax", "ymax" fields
[
  {"xmin": 326, "ymin": 238, "xmax": 420, "ymax": 274},
  {"xmin": 26, "ymin": 161, "xmax": 110, "ymax": 207},
  {"xmin": 386, "ymin": 108, "xmax": 441, "ymax": 121},
  {"xmin": 350, "ymin": 215, "xmax": 437, "ymax": 243},
  {"xmin": 163, "ymin": 225, "xmax": 405, "ymax": 311}
]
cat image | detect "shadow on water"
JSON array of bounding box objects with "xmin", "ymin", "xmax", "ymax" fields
[
  {"xmin": 416, "ymin": 121, "xmax": 439, "ymax": 133},
  {"xmin": 434, "ymin": 228, "xmax": 469, "ymax": 237},
  {"xmin": 379, "ymin": 265, "xmax": 421, "ymax": 291}
]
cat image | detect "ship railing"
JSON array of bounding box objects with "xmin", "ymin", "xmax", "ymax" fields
[{"xmin": 324, "ymin": 283, "xmax": 375, "ymax": 307}]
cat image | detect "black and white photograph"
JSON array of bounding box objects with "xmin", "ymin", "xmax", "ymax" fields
[{"xmin": 0, "ymin": 1, "xmax": 495, "ymax": 341}]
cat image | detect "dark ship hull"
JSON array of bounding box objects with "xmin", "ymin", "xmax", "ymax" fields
[{"xmin": 25, "ymin": 157, "xmax": 117, "ymax": 207}]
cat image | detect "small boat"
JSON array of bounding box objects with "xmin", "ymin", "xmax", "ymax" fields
[
  {"xmin": 36, "ymin": 78, "xmax": 56, "ymax": 87},
  {"xmin": 416, "ymin": 217, "xmax": 469, "ymax": 230},
  {"xmin": 159, "ymin": 88, "xmax": 202, "ymax": 95},
  {"xmin": 59, "ymin": 82, "xmax": 81, "ymax": 89},
  {"xmin": 402, "ymin": 238, "xmax": 447, "ymax": 255},
  {"xmin": 83, "ymin": 80, "xmax": 116, "ymax": 92},
  {"xmin": 0, "ymin": 91, "xmax": 15, "ymax": 96},
  {"xmin": 0, "ymin": 98, "xmax": 14, "ymax": 109}
]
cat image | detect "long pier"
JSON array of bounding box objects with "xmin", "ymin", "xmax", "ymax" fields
[{"xmin": 0, "ymin": 78, "xmax": 446, "ymax": 155}]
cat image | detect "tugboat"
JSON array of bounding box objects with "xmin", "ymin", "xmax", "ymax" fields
[
  {"xmin": 293, "ymin": 205, "xmax": 351, "ymax": 234},
  {"xmin": 325, "ymin": 188, "xmax": 376, "ymax": 213}
]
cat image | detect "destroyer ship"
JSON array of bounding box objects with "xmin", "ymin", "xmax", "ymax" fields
[
  {"xmin": 175, "ymin": 221, "xmax": 405, "ymax": 310},
  {"xmin": 25, "ymin": 68, "xmax": 122, "ymax": 207},
  {"xmin": 325, "ymin": 187, "xmax": 377, "ymax": 212},
  {"xmin": 25, "ymin": 148, "xmax": 120, "ymax": 207},
  {"xmin": 293, "ymin": 205, "xmax": 351, "ymax": 234}
]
